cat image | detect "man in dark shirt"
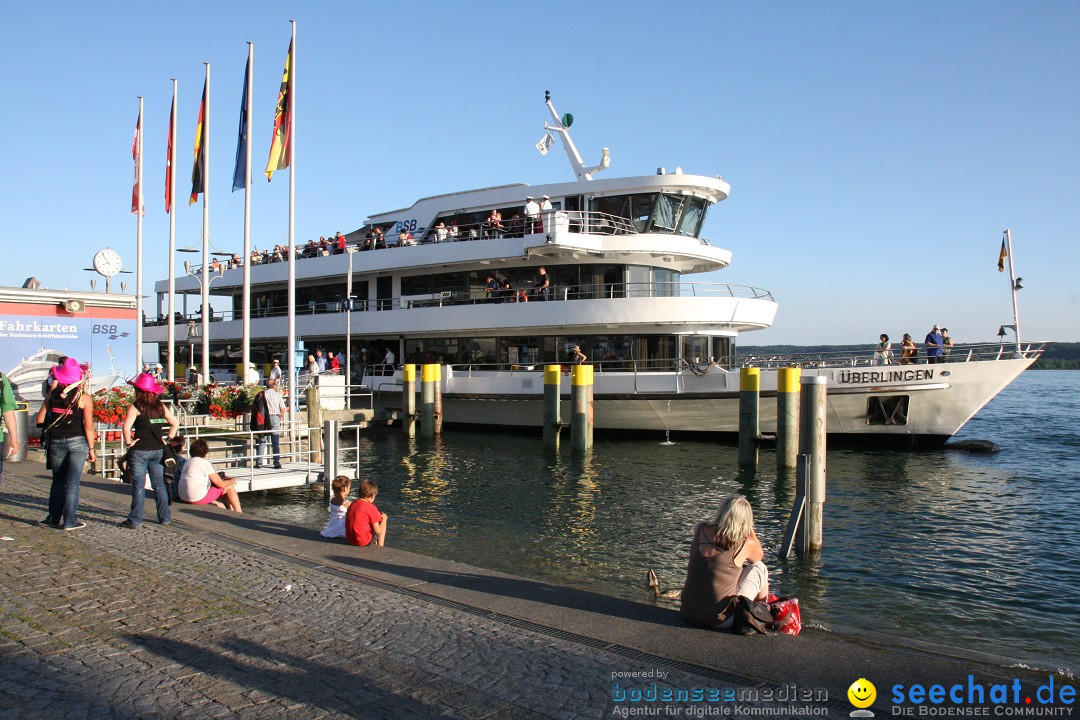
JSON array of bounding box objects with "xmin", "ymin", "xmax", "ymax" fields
[
  {"xmin": 924, "ymin": 325, "xmax": 944, "ymax": 364},
  {"xmin": 534, "ymin": 266, "xmax": 550, "ymax": 301}
]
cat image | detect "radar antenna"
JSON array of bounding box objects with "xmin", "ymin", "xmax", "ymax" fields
[{"xmin": 542, "ymin": 91, "xmax": 610, "ymax": 182}]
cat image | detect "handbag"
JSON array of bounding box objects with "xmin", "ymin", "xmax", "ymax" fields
[
  {"xmin": 161, "ymin": 439, "xmax": 179, "ymax": 470},
  {"xmin": 733, "ymin": 596, "xmax": 774, "ymax": 635}
]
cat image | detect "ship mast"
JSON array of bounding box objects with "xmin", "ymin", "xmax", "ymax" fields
[{"xmin": 543, "ymin": 90, "xmax": 611, "ymax": 182}]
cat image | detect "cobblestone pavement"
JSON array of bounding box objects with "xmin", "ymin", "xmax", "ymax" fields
[{"xmin": 0, "ymin": 469, "xmax": 848, "ymax": 720}]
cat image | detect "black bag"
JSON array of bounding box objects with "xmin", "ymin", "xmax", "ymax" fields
[
  {"xmin": 733, "ymin": 596, "xmax": 774, "ymax": 635},
  {"xmin": 161, "ymin": 440, "xmax": 179, "ymax": 470}
]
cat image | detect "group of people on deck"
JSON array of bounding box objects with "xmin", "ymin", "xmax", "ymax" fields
[{"xmin": 874, "ymin": 325, "xmax": 953, "ymax": 366}]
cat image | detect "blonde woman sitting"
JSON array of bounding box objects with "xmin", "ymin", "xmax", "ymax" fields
[{"xmin": 678, "ymin": 494, "xmax": 769, "ymax": 629}]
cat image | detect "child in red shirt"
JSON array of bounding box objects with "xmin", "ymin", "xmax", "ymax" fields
[{"xmin": 345, "ymin": 479, "xmax": 388, "ymax": 546}]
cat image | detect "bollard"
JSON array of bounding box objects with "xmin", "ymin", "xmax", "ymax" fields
[
  {"xmin": 776, "ymin": 367, "xmax": 801, "ymax": 470},
  {"xmin": 306, "ymin": 387, "xmax": 322, "ymax": 464},
  {"xmin": 570, "ymin": 364, "xmax": 593, "ymax": 451},
  {"xmin": 738, "ymin": 367, "xmax": 760, "ymax": 469},
  {"xmin": 402, "ymin": 364, "xmax": 417, "ymax": 437},
  {"xmin": 543, "ymin": 365, "xmax": 562, "ymax": 449},
  {"xmin": 433, "ymin": 363, "xmax": 443, "ymax": 435},
  {"xmin": 322, "ymin": 419, "xmax": 338, "ymax": 503},
  {"xmin": 798, "ymin": 375, "xmax": 827, "ymax": 551},
  {"xmin": 420, "ymin": 364, "xmax": 436, "ymax": 438}
]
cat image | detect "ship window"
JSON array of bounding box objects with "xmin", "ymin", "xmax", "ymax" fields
[
  {"xmin": 677, "ymin": 197, "xmax": 706, "ymax": 237},
  {"xmin": 654, "ymin": 269, "xmax": 677, "ymax": 296},
  {"xmin": 866, "ymin": 395, "xmax": 909, "ymax": 426},
  {"xmin": 653, "ymin": 193, "xmax": 685, "ymax": 231},
  {"xmin": 629, "ymin": 193, "xmax": 656, "ymax": 232}
]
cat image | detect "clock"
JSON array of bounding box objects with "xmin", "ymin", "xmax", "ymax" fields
[{"xmin": 92, "ymin": 248, "xmax": 123, "ymax": 277}]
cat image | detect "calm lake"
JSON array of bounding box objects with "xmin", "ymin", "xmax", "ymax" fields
[{"xmin": 244, "ymin": 369, "xmax": 1080, "ymax": 674}]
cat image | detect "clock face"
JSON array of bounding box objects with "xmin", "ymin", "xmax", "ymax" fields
[{"xmin": 93, "ymin": 249, "xmax": 123, "ymax": 277}]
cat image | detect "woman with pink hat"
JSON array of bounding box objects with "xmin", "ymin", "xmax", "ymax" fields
[
  {"xmin": 34, "ymin": 357, "xmax": 96, "ymax": 530},
  {"xmin": 118, "ymin": 372, "xmax": 179, "ymax": 528}
]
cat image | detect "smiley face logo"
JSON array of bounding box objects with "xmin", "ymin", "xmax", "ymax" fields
[{"xmin": 847, "ymin": 678, "xmax": 876, "ymax": 709}]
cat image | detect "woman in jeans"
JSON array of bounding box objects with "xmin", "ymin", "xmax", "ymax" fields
[
  {"xmin": 35, "ymin": 357, "xmax": 96, "ymax": 530},
  {"xmin": 119, "ymin": 373, "xmax": 178, "ymax": 528}
]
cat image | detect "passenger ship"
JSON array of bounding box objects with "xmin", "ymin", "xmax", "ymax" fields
[{"xmin": 146, "ymin": 93, "xmax": 1043, "ymax": 445}]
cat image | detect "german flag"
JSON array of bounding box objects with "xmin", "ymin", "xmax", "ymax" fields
[
  {"xmin": 265, "ymin": 39, "xmax": 292, "ymax": 181},
  {"xmin": 997, "ymin": 238, "xmax": 1007, "ymax": 272},
  {"xmin": 190, "ymin": 79, "xmax": 208, "ymax": 205}
]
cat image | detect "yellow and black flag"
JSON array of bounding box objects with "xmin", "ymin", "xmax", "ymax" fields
[
  {"xmin": 997, "ymin": 238, "xmax": 1007, "ymax": 272},
  {"xmin": 265, "ymin": 39, "xmax": 292, "ymax": 181},
  {"xmin": 190, "ymin": 79, "xmax": 208, "ymax": 205}
]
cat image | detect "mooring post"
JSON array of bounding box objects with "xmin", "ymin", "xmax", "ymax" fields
[
  {"xmin": 420, "ymin": 363, "xmax": 435, "ymax": 438},
  {"xmin": 571, "ymin": 364, "xmax": 593, "ymax": 451},
  {"xmin": 402, "ymin": 364, "xmax": 417, "ymax": 437},
  {"xmin": 322, "ymin": 419, "xmax": 338, "ymax": 503},
  {"xmin": 776, "ymin": 367, "xmax": 801, "ymax": 470},
  {"xmin": 543, "ymin": 364, "xmax": 562, "ymax": 449},
  {"xmin": 738, "ymin": 367, "xmax": 760, "ymax": 469},
  {"xmin": 433, "ymin": 363, "xmax": 443, "ymax": 436},
  {"xmin": 306, "ymin": 386, "xmax": 322, "ymax": 465},
  {"xmin": 798, "ymin": 375, "xmax": 827, "ymax": 551}
]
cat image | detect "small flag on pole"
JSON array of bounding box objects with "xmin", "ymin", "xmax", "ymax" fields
[
  {"xmin": 265, "ymin": 39, "xmax": 292, "ymax": 181},
  {"xmin": 536, "ymin": 132, "xmax": 554, "ymax": 156},
  {"xmin": 998, "ymin": 238, "xmax": 1007, "ymax": 272},
  {"xmin": 165, "ymin": 101, "xmax": 174, "ymax": 212},
  {"xmin": 233, "ymin": 54, "xmax": 250, "ymax": 191},
  {"xmin": 190, "ymin": 79, "xmax": 208, "ymax": 205},
  {"xmin": 131, "ymin": 110, "xmax": 142, "ymax": 215}
]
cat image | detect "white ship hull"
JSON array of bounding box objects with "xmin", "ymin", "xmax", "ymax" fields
[{"xmin": 366, "ymin": 348, "xmax": 1039, "ymax": 445}]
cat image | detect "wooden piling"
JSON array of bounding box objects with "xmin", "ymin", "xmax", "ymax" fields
[
  {"xmin": 433, "ymin": 363, "xmax": 443, "ymax": 435},
  {"xmin": 738, "ymin": 367, "xmax": 760, "ymax": 469},
  {"xmin": 543, "ymin": 364, "xmax": 562, "ymax": 449},
  {"xmin": 306, "ymin": 387, "xmax": 322, "ymax": 464},
  {"xmin": 322, "ymin": 419, "xmax": 338, "ymax": 503},
  {"xmin": 420, "ymin": 364, "xmax": 436, "ymax": 438},
  {"xmin": 798, "ymin": 375, "xmax": 827, "ymax": 551},
  {"xmin": 776, "ymin": 367, "xmax": 801, "ymax": 470},
  {"xmin": 402, "ymin": 364, "xmax": 417, "ymax": 437},
  {"xmin": 570, "ymin": 364, "xmax": 593, "ymax": 451}
]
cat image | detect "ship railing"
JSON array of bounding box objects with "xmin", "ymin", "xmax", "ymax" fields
[
  {"xmin": 733, "ymin": 342, "xmax": 1047, "ymax": 369},
  {"xmin": 148, "ymin": 280, "xmax": 776, "ymax": 327}
]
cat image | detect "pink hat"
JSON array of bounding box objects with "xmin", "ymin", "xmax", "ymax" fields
[
  {"xmin": 128, "ymin": 372, "xmax": 164, "ymax": 395},
  {"xmin": 53, "ymin": 358, "xmax": 84, "ymax": 386}
]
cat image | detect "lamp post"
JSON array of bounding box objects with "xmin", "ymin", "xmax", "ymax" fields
[
  {"xmin": 345, "ymin": 248, "xmax": 355, "ymax": 400},
  {"xmin": 178, "ymin": 253, "xmax": 224, "ymax": 383}
]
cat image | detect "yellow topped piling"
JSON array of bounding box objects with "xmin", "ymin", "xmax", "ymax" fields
[
  {"xmin": 544, "ymin": 365, "xmax": 562, "ymax": 448},
  {"xmin": 777, "ymin": 367, "xmax": 801, "ymax": 469},
  {"xmin": 738, "ymin": 367, "xmax": 760, "ymax": 469}
]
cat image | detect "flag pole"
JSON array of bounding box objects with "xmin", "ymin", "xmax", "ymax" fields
[
  {"xmin": 1004, "ymin": 229, "xmax": 1022, "ymax": 357},
  {"xmin": 201, "ymin": 63, "xmax": 211, "ymax": 384},
  {"xmin": 167, "ymin": 80, "xmax": 177, "ymax": 381},
  {"xmin": 136, "ymin": 97, "xmax": 144, "ymax": 373},
  {"xmin": 287, "ymin": 20, "xmax": 297, "ymax": 413},
  {"xmin": 242, "ymin": 43, "xmax": 253, "ymax": 383}
]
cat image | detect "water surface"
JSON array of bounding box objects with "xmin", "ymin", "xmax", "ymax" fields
[{"xmin": 244, "ymin": 370, "xmax": 1080, "ymax": 673}]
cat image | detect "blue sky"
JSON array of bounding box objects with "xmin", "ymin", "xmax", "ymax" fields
[{"xmin": 2, "ymin": 1, "xmax": 1077, "ymax": 345}]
